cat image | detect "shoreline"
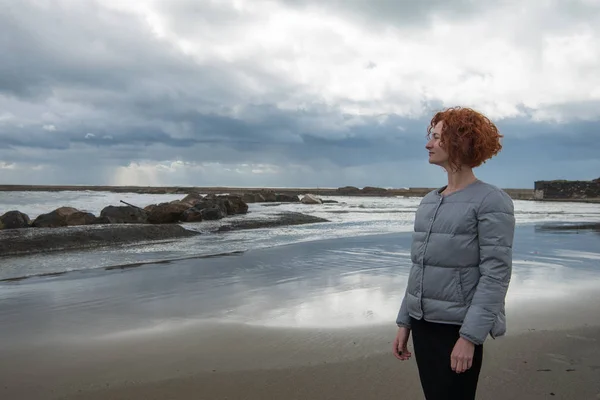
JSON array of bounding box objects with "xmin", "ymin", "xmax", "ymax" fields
[
  {"xmin": 0, "ymin": 184, "xmax": 536, "ymax": 200},
  {"xmin": 4, "ymin": 184, "xmax": 599, "ymax": 203}
]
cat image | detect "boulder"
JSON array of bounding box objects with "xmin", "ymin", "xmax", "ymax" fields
[
  {"xmin": 259, "ymin": 190, "xmax": 277, "ymax": 202},
  {"xmin": 0, "ymin": 211, "xmax": 31, "ymax": 229},
  {"xmin": 181, "ymin": 208, "xmax": 203, "ymax": 222},
  {"xmin": 192, "ymin": 199, "xmax": 228, "ymax": 215},
  {"xmin": 99, "ymin": 206, "xmax": 148, "ymax": 224},
  {"xmin": 321, "ymin": 200, "xmax": 339, "ymax": 204},
  {"xmin": 301, "ymin": 194, "xmax": 323, "ymax": 204},
  {"xmin": 337, "ymin": 186, "xmax": 361, "ymax": 195},
  {"xmin": 0, "ymin": 224, "xmax": 200, "ymax": 257},
  {"xmin": 146, "ymin": 202, "xmax": 190, "ymax": 224},
  {"xmin": 361, "ymin": 186, "xmax": 388, "ymax": 195},
  {"xmin": 241, "ymin": 193, "xmax": 266, "ymax": 203},
  {"xmin": 275, "ymin": 194, "xmax": 299, "ymax": 202},
  {"xmin": 182, "ymin": 198, "xmax": 228, "ymax": 222},
  {"xmin": 32, "ymin": 207, "xmax": 96, "ymax": 228},
  {"xmin": 180, "ymin": 193, "xmax": 204, "ymax": 207},
  {"xmin": 144, "ymin": 204, "xmax": 158, "ymax": 213},
  {"xmin": 201, "ymin": 207, "xmax": 226, "ymax": 220},
  {"xmin": 217, "ymin": 195, "xmax": 249, "ymax": 214}
]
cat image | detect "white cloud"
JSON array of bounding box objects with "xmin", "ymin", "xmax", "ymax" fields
[
  {"xmin": 96, "ymin": 0, "xmax": 600, "ymax": 121},
  {"xmin": 43, "ymin": 124, "xmax": 57, "ymax": 131},
  {"xmin": 0, "ymin": 162, "xmax": 16, "ymax": 170},
  {"xmin": 85, "ymin": 133, "xmax": 95, "ymax": 139}
]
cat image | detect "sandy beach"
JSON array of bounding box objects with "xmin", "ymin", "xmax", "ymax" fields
[{"xmin": 1, "ymin": 227, "xmax": 599, "ymax": 399}]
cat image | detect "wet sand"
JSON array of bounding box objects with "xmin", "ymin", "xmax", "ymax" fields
[{"xmin": 1, "ymin": 227, "xmax": 599, "ymax": 399}]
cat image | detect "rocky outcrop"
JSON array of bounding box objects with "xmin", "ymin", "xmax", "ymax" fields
[
  {"xmin": 337, "ymin": 186, "xmax": 361, "ymax": 195},
  {"xmin": 259, "ymin": 190, "xmax": 277, "ymax": 202},
  {"xmin": 0, "ymin": 211, "xmax": 31, "ymax": 229},
  {"xmin": 145, "ymin": 201, "xmax": 191, "ymax": 224},
  {"xmin": 301, "ymin": 194, "xmax": 323, "ymax": 204},
  {"xmin": 99, "ymin": 206, "xmax": 148, "ymax": 224},
  {"xmin": 217, "ymin": 212, "xmax": 329, "ymax": 232},
  {"xmin": 187, "ymin": 198, "xmax": 227, "ymax": 218},
  {"xmin": 361, "ymin": 186, "xmax": 389, "ymax": 195},
  {"xmin": 181, "ymin": 207, "xmax": 203, "ymax": 222},
  {"xmin": 241, "ymin": 191, "xmax": 298, "ymax": 203},
  {"xmin": 32, "ymin": 207, "xmax": 96, "ymax": 228},
  {"xmin": 0, "ymin": 224, "xmax": 200, "ymax": 256},
  {"xmin": 222, "ymin": 195, "xmax": 249, "ymax": 214},
  {"xmin": 199, "ymin": 207, "xmax": 226, "ymax": 220},
  {"xmin": 180, "ymin": 193, "xmax": 204, "ymax": 207},
  {"xmin": 275, "ymin": 194, "xmax": 299, "ymax": 202},
  {"xmin": 241, "ymin": 193, "xmax": 266, "ymax": 203}
]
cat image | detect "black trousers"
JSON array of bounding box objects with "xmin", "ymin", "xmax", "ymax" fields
[{"xmin": 411, "ymin": 317, "xmax": 483, "ymax": 400}]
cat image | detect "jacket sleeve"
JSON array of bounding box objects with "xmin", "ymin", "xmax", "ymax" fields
[
  {"xmin": 396, "ymin": 288, "xmax": 411, "ymax": 328},
  {"xmin": 459, "ymin": 189, "xmax": 515, "ymax": 345}
]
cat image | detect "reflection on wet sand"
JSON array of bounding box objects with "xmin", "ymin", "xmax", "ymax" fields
[
  {"xmin": 1, "ymin": 225, "xmax": 599, "ymax": 347},
  {"xmin": 0, "ymin": 225, "xmax": 599, "ymax": 400}
]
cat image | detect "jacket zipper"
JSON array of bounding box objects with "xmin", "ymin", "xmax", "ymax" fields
[{"xmin": 419, "ymin": 195, "xmax": 444, "ymax": 314}]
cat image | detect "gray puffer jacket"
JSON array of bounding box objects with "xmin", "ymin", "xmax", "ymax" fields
[{"xmin": 396, "ymin": 180, "xmax": 515, "ymax": 345}]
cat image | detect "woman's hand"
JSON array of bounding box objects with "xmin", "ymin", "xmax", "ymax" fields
[
  {"xmin": 393, "ymin": 327, "xmax": 412, "ymax": 360},
  {"xmin": 451, "ymin": 337, "xmax": 475, "ymax": 373}
]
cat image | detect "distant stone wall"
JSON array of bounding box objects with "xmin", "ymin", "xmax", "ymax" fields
[{"xmin": 534, "ymin": 179, "xmax": 600, "ymax": 200}]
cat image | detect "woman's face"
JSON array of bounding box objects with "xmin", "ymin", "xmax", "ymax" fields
[{"xmin": 426, "ymin": 121, "xmax": 449, "ymax": 167}]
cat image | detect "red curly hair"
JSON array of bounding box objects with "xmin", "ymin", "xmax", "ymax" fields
[{"xmin": 427, "ymin": 107, "xmax": 503, "ymax": 171}]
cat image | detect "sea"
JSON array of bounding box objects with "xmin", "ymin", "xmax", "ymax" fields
[
  {"xmin": 1, "ymin": 190, "xmax": 599, "ymax": 282},
  {"xmin": 0, "ymin": 190, "xmax": 600, "ymax": 349}
]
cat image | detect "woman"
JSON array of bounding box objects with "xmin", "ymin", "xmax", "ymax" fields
[{"xmin": 393, "ymin": 107, "xmax": 516, "ymax": 399}]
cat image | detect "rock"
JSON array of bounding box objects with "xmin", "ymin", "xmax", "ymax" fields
[
  {"xmin": 146, "ymin": 202, "xmax": 190, "ymax": 224},
  {"xmin": 301, "ymin": 194, "xmax": 322, "ymax": 204},
  {"xmin": 100, "ymin": 206, "xmax": 148, "ymax": 224},
  {"xmin": 361, "ymin": 186, "xmax": 388, "ymax": 195},
  {"xmin": 217, "ymin": 195, "xmax": 249, "ymax": 214},
  {"xmin": 144, "ymin": 204, "xmax": 158, "ymax": 213},
  {"xmin": 181, "ymin": 208, "xmax": 203, "ymax": 222},
  {"xmin": 321, "ymin": 200, "xmax": 339, "ymax": 204},
  {"xmin": 241, "ymin": 193, "xmax": 266, "ymax": 203},
  {"xmin": 180, "ymin": 193, "xmax": 204, "ymax": 207},
  {"xmin": 0, "ymin": 211, "xmax": 31, "ymax": 229},
  {"xmin": 182, "ymin": 196, "xmax": 232, "ymax": 221},
  {"xmin": 337, "ymin": 186, "xmax": 361, "ymax": 195},
  {"xmin": 192, "ymin": 199, "xmax": 228, "ymax": 215},
  {"xmin": 275, "ymin": 194, "xmax": 299, "ymax": 202},
  {"xmin": 217, "ymin": 212, "xmax": 329, "ymax": 232},
  {"xmin": 0, "ymin": 224, "xmax": 200, "ymax": 257},
  {"xmin": 259, "ymin": 190, "xmax": 277, "ymax": 202},
  {"xmin": 201, "ymin": 207, "xmax": 226, "ymax": 220},
  {"xmin": 32, "ymin": 207, "xmax": 96, "ymax": 228}
]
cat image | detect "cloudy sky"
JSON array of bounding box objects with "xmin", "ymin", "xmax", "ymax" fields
[{"xmin": 1, "ymin": 0, "xmax": 599, "ymax": 189}]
